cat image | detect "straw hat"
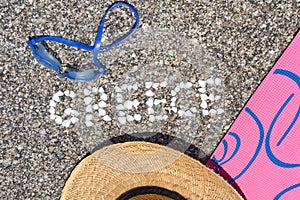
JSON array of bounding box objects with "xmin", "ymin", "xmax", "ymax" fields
[{"xmin": 61, "ymin": 141, "xmax": 243, "ymax": 200}]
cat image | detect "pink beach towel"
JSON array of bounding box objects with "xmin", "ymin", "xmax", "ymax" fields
[{"xmin": 207, "ymin": 31, "xmax": 300, "ymax": 200}]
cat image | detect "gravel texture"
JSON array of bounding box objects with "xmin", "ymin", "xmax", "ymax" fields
[{"xmin": 1, "ymin": 0, "xmax": 299, "ymax": 199}]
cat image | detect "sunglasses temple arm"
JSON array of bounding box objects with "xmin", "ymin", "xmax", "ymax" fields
[
  {"xmin": 93, "ymin": 1, "xmax": 140, "ymax": 52},
  {"xmin": 31, "ymin": 36, "xmax": 94, "ymax": 52}
]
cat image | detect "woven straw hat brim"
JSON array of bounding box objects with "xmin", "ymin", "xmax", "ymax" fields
[{"xmin": 61, "ymin": 141, "xmax": 243, "ymax": 200}]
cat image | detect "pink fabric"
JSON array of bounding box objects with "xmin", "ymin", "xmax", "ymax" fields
[{"xmin": 207, "ymin": 31, "xmax": 300, "ymax": 200}]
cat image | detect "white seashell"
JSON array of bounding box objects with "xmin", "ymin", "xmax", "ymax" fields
[
  {"xmin": 92, "ymin": 87, "xmax": 98, "ymax": 93},
  {"xmin": 50, "ymin": 100, "xmax": 56, "ymax": 107},
  {"xmin": 69, "ymin": 91, "xmax": 76, "ymax": 98},
  {"xmin": 215, "ymin": 78, "xmax": 222, "ymax": 86},
  {"xmin": 154, "ymin": 99, "xmax": 161, "ymax": 105},
  {"xmin": 103, "ymin": 115, "xmax": 112, "ymax": 121},
  {"xmin": 134, "ymin": 114, "xmax": 142, "ymax": 121},
  {"xmin": 116, "ymin": 104, "xmax": 125, "ymax": 110},
  {"xmin": 85, "ymin": 120, "xmax": 93, "ymax": 127},
  {"xmin": 118, "ymin": 116, "xmax": 127, "ymax": 124},
  {"xmin": 161, "ymin": 99, "xmax": 167, "ymax": 104},
  {"xmin": 64, "ymin": 90, "xmax": 70, "ymax": 96},
  {"xmin": 84, "ymin": 97, "xmax": 93, "ymax": 105},
  {"xmin": 55, "ymin": 116, "xmax": 63, "ymax": 124},
  {"xmin": 114, "ymin": 86, "xmax": 122, "ymax": 93},
  {"xmin": 127, "ymin": 115, "xmax": 134, "ymax": 122},
  {"xmin": 85, "ymin": 105, "xmax": 92, "ymax": 113},
  {"xmin": 92, "ymin": 104, "xmax": 99, "ymax": 110},
  {"xmin": 56, "ymin": 91, "xmax": 64, "ymax": 96},
  {"xmin": 152, "ymin": 83, "xmax": 159, "ymax": 89},
  {"xmin": 148, "ymin": 108, "xmax": 154, "ymax": 114},
  {"xmin": 200, "ymin": 100, "xmax": 208, "ymax": 109},
  {"xmin": 186, "ymin": 82, "xmax": 193, "ymax": 88},
  {"xmin": 171, "ymin": 90, "xmax": 176, "ymax": 96},
  {"xmin": 64, "ymin": 108, "xmax": 72, "ymax": 115},
  {"xmin": 101, "ymin": 93, "xmax": 108, "ymax": 101},
  {"xmin": 206, "ymin": 78, "xmax": 214, "ymax": 85},
  {"xmin": 132, "ymin": 83, "xmax": 139, "ymax": 90},
  {"xmin": 198, "ymin": 88, "xmax": 206, "ymax": 93},
  {"xmin": 118, "ymin": 111, "xmax": 125, "ymax": 116},
  {"xmin": 84, "ymin": 89, "xmax": 91, "ymax": 96},
  {"xmin": 160, "ymin": 81, "xmax": 168, "ymax": 87},
  {"xmin": 86, "ymin": 114, "xmax": 93, "ymax": 121},
  {"xmin": 133, "ymin": 99, "xmax": 140, "ymax": 108},
  {"xmin": 171, "ymin": 107, "xmax": 178, "ymax": 113},
  {"xmin": 50, "ymin": 114, "xmax": 56, "ymax": 120},
  {"xmin": 98, "ymin": 87, "xmax": 104, "ymax": 93},
  {"xmin": 149, "ymin": 115, "xmax": 155, "ymax": 122},
  {"xmin": 62, "ymin": 120, "xmax": 71, "ymax": 128},
  {"xmin": 208, "ymin": 94, "xmax": 215, "ymax": 101},
  {"xmin": 202, "ymin": 110, "xmax": 209, "ymax": 116},
  {"xmin": 198, "ymin": 80, "xmax": 206, "ymax": 88},
  {"xmin": 178, "ymin": 110, "xmax": 184, "ymax": 117},
  {"xmin": 145, "ymin": 90, "xmax": 154, "ymax": 97},
  {"xmin": 145, "ymin": 82, "xmax": 152, "ymax": 89},
  {"xmin": 98, "ymin": 101, "xmax": 106, "ymax": 108},
  {"xmin": 124, "ymin": 100, "xmax": 133, "ymax": 110},
  {"xmin": 70, "ymin": 117, "xmax": 79, "ymax": 124},
  {"xmin": 52, "ymin": 94, "xmax": 60, "ymax": 102},
  {"xmin": 98, "ymin": 108, "xmax": 106, "ymax": 116},
  {"xmin": 146, "ymin": 98, "xmax": 154, "ymax": 107},
  {"xmin": 200, "ymin": 94, "xmax": 208, "ymax": 101}
]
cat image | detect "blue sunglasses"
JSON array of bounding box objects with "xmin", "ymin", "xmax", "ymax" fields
[{"xmin": 27, "ymin": 1, "xmax": 139, "ymax": 82}]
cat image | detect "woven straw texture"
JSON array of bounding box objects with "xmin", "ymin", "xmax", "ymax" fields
[{"xmin": 61, "ymin": 141, "xmax": 243, "ymax": 200}]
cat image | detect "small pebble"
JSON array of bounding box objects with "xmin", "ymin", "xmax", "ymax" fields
[
  {"xmin": 127, "ymin": 85, "xmax": 132, "ymax": 91},
  {"xmin": 84, "ymin": 97, "xmax": 93, "ymax": 105},
  {"xmin": 145, "ymin": 90, "xmax": 154, "ymax": 97},
  {"xmin": 98, "ymin": 108, "xmax": 106, "ymax": 116},
  {"xmin": 71, "ymin": 110, "xmax": 80, "ymax": 116},
  {"xmin": 84, "ymin": 89, "xmax": 91, "ymax": 96},
  {"xmin": 171, "ymin": 97, "xmax": 177, "ymax": 102},
  {"xmin": 174, "ymin": 85, "xmax": 180, "ymax": 92},
  {"xmin": 170, "ymin": 101, "xmax": 176, "ymax": 107},
  {"xmin": 215, "ymin": 95, "xmax": 221, "ymax": 101},
  {"xmin": 161, "ymin": 99, "xmax": 167, "ymax": 104},
  {"xmin": 103, "ymin": 115, "xmax": 112, "ymax": 121},
  {"xmin": 185, "ymin": 110, "xmax": 194, "ymax": 117},
  {"xmin": 186, "ymin": 82, "xmax": 193, "ymax": 88},
  {"xmin": 49, "ymin": 100, "xmax": 56, "ymax": 107},
  {"xmin": 156, "ymin": 115, "xmax": 163, "ymax": 120},
  {"xmin": 98, "ymin": 101, "xmax": 107, "ymax": 108},
  {"xmin": 116, "ymin": 97, "xmax": 123, "ymax": 103},
  {"xmin": 134, "ymin": 114, "xmax": 142, "ymax": 121}
]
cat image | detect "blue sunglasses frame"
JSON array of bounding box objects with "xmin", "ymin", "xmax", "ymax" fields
[{"xmin": 27, "ymin": 1, "xmax": 139, "ymax": 82}]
